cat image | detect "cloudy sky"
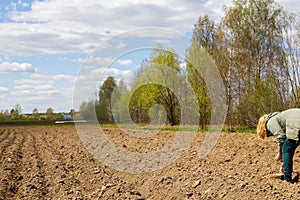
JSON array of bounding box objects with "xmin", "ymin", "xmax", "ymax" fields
[{"xmin": 0, "ymin": 0, "xmax": 299, "ymax": 113}]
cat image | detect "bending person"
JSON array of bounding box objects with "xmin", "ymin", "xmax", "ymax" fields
[{"xmin": 257, "ymin": 108, "xmax": 300, "ymax": 183}]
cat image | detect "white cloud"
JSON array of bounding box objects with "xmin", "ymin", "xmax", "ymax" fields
[
  {"xmin": 118, "ymin": 59, "xmax": 133, "ymax": 66},
  {"xmin": 8, "ymin": 85, "xmax": 74, "ymax": 113},
  {"xmin": 18, "ymin": 73, "xmax": 76, "ymax": 84},
  {"xmin": 1, "ymin": 78, "xmax": 73, "ymax": 113},
  {"xmin": 14, "ymin": 83, "xmax": 56, "ymax": 93},
  {"xmin": 0, "ymin": 87, "xmax": 9, "ymax": 92},
  {"xmin": 14, "ymin": 84, "xmax": 35, "ymax": 90},
  {"xmin": 85, "ymin": 56, "xmax": 114, "ymax": 66},
  {"xmin": 0, "ymin": 0, "xmax": 297, "ymax": 56},
  {"xmin": 14, "ymin": 79, "xmax": 47, "ymax": 85},
  {"xmin": 0, "ymin": 22, "xmax": 105, "ymax": 55},
  {"xmin": 76, "ymin": 66, "xmax": 134, "ymax": 83},
  {"xmin": 10, "ymin": 71, "xmax": 76, "ymax": 112},
  {"xmin": 52, "ymin": 74, "xmax": 76, "ymax": 82},
  {"xmin": 18, "ymin": 0, "xmax": 30, "ymax": 7},
  {"xmin": 35, "ymin": 84, "xmax": 54, "ymax": 91},
  {"xmin": 115, "ymin": 41, "xmax": 126, "ymax": 49},
  {"xmin": 154, "ymin": 39, "xmax": 173, "ymax": 45},
  {"xmin": 179, "ymin": 62, "xmax": 187, "ymax": 70},
  {"xmin": 0, "ymin": 62, "xmax": 37, "ymax": 73},
  {"xmin": 71, "ymin": 58, "xmax": 85, "ymax": 63},
  {"xmin": 277, "ymin": 0, "xmax": 300, "ymax": 14},
  {"xmin": 0, "ymin": 0, "xmax": 236, "ymax": 56},
  {"xmin": 30, "ymin": 73, "xmax": 49, "ymax": 79}
]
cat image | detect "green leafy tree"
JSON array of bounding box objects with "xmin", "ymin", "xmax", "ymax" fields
[
  {"xmin": 32, "ymin": 107, "xmax": 39, "ymax": 120},
  {"xmin": 97, "ymin": 76, "xmax": 117, "ymax": 123},
  {"xmin": 70, "ymin": 109, "xmax": 75, "ymax": 120},
  {"xmin": 129, "ymin": 45, "xmax": 182, "ymax": 125},
  {"xmin": 186, "ymin": 15, "xmax": 217, "ymax": 129},
  {"xmin": 148, "ymin": 46, "xmax": 182, "ymax": 125},
  {"xmin": 129, "ymin": 83, "xmax": 162, "ymax": 124},
  {"xmin": 79, "ymin": 100, "xmax": 95, "ymax": 120},
  {"xmin": 114, "ymin": 91, "xmax": 131, "ymax": 123},
  {"xmin": 0, "ymin": 110, "xmax": 10, "ymax": 120},
  {"xmin": 11, "ymin": 104, "xmax": 22, "ymax": 120},
  {"xmin": 45, "ymin": 107, "xmax": 54, "ymax": 120},
  {"xmin": 186, "ymin": 45, "xmax": 212, "ymax": 129},
  {"xmin": 219, "ymin": 0, "xmax": 291, "ymax": 126},
  {"xmin": 284, "ymin": 18, "xmax": 300, "ymax": 107},
  {"xmin": 111, "ymin": 79, "xmax": 128, "ymax": 123},
  {"xmin": 192, "ymin": 15, "xmax": 217, "ymax": 55},
  {"xmin": 237, "ymin": 78, "xmax": 283, "ymax": 127}
]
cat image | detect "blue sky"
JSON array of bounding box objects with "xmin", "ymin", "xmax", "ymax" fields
[{"xmin": 0, "ymin": 0, "xmax": 299, "ymax": 113}]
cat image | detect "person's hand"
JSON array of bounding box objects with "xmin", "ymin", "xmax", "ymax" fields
[{"xmin": 275, "ymin": 153, "xmax": 282, "ymax": 162}]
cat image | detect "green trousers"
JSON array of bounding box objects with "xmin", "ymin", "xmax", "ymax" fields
[{"xmin": 282, "ymin": 138, "xmax": 299, "ymax": 181}]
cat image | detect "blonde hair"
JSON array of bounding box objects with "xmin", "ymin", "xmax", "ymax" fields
[{"xmin": 257, "ymin": 114, "xmax": 268, "ymax": 139}]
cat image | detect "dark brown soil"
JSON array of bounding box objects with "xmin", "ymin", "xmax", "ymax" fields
[
  {"xmin": 0, "ymin": 121, "xmax": 70, "ymax": 127},
  {"xmin": 0, "ymin": 126, "xmax": 299, "ymax": 199}
]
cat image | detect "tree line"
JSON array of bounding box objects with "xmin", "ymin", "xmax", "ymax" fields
[
  {"xmin": 79, "ymin": 0, "xmax": 300, "ymax": 128},
  {"xmin": 0, "ymin": 104, "xmax": 75, "ymax": 121}
]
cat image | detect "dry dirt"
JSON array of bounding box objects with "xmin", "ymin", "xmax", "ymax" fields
[{"xmin": 0, "ymin": 126, "xmax": 299, "ymax": 200}]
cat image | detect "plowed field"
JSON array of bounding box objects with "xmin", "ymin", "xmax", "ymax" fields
[{"xmin": 0, "ymin": 126, "xmax": 299, "ymax": 199}]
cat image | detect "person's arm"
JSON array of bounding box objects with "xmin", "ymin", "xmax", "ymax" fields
[
  {"xmin": 275, "ymin": 142, "xmax": 283, "ymax": 161},
  {"xmin": 268, "ymin": 117, "xmax": 286, "ymax": 154},
  {"xmin": 275, "ymin": 126, "xmax": 286, "ymax": 154},
  {"xmin": 268, "ymin": 119, "xmax": 285, "ymax": 139},
  {"xmin": 278, "ymin": 140, "xmax": 284, "ymax": 153}
]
